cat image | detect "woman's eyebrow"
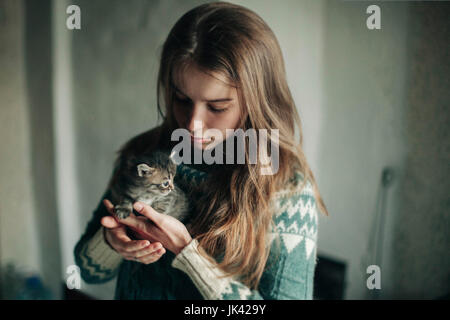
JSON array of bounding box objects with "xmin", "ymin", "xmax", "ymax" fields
[
  {"xmin": 207, "ymin": 97, "xmax": 234, "ymax": 103},
  {"xmin": 171, "ymin": 83, "xmax": 234, "ymax": 102}
]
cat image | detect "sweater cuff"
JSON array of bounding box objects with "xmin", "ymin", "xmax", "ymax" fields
[
  {"xmin": 83, "ymin": 226, "xmax": 123, "ymax": 270},
  {"xmin": 171, "ymin": 239, "xmax": 231, "ymax": 300}
]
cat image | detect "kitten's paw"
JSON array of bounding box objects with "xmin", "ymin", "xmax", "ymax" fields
[{"xmin": 114, "ymin": 206, "xmax": 131, "ymax": 220}]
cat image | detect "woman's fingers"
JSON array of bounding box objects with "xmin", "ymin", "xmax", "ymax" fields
[
  {"xmin": 138, "ymin": 247, "xmax": 166, "ymax": 264},
  {"xmin": 133, "ymin": 202, "xmax": 163, "ymax": 226},
  {"xmin": 114, "ymin": 227, "xmax": 149, "ymax": 253},
  {"xmin": 121, "ymin": 239, "xmax": 150, "ymax": 253},
  {"xmin": 124, "ymin": 242, "xmax": 165, "ymax": 264},
  {"xmin": 103, "ymin": 199, "xmax": 115, "ymax": 214},
  {"xmin": 101, "ymin": 199, "xmax": 174, "ymax": 259},
  {"xmin": 133, "ymin": 242, "xmax": 163, "ymax": 258},
  {"xmin": 109, "ymin": 226, "xmax": 150, "ymax": 252},
  {"xmin": 118, "ymin": 213, "xmax": 160, "ymax": 243},
  {"xmin": 119, "ymin": 212, "xmax": 148, "ymax": 231},
  {"xmin": 103, "ymin": 199, "xmax": 162, "ymax": 228},
  {"xmin": 101, "ymin": 199, "xmax": 123, "ymax": 228},
  {"xmin": 101, "ymin": 215, "xmax": 120, "ymax": 228}
]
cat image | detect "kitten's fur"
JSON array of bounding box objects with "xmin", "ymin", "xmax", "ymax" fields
[{"xmin": 108, "ymin": 150, "xmax": 190, "ymax": 222}]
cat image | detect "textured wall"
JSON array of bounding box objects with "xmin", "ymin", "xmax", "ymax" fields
[
  {"xmin": 308, "ymin": 1, "xmax": 411, "ymax": 299},
  {"xmin": 0, "ymin": 0, "xmax": 42, "ymax": 278},
  {"xmin": 391, "ymin": 4, "xmax": 450, "ymax": 299},
  {"xmin": 316, "ymin": 1, "xmax": 449, "ymax": 299},
  {"xmin": 1, "ymin": 0, "xmax": 62, "ymax": 298},
  {"xmin": 24, "ymin": 0, "xmax": 62, "ymax": 299}
]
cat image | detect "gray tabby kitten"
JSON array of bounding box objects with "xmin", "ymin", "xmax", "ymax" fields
[{"xmin": 109, "ymin": 150, "xmax": 190, "ymax": 222}]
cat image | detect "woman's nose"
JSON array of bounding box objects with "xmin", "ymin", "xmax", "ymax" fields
[{"xmin": 186, "ymin": 105, "xmax": 206, "ymax": 133}]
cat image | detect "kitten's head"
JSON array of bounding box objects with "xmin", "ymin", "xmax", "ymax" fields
[{"xmin": 128, "ymin": 151, "xmax": 177, "ymax": 196}]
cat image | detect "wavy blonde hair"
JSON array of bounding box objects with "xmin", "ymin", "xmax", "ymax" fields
[{"xmin": 145, "ymin": 2, "xmax": 329, "ymax": 289}]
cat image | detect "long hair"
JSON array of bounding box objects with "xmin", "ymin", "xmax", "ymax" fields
[{"xmin": 154, "ymin": 1, "xmax": 329, "ymax": 289}]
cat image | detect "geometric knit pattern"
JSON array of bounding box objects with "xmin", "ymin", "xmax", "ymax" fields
[
  {"xmin": 74, "ymin": 157, "xmax": 319, "ymax": 300},
  {"xmin": 74, "ymin": 194, "xmax": 123, "ymax": 284},
  {"xmin": 171, "ymin": 167, "xmax": 319, "ymax": 300}
]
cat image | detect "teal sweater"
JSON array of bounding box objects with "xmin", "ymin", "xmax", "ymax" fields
[{"xmin": 74, "ymin": 160, "xmax": 319, "ymax": 300}]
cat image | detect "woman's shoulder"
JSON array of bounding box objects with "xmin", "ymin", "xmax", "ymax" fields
[
  {"xmin": 273, "ymin": 168, "xmax": 314, "ymax": 200},
  {"xmin": 269, "ymin": 168, "xmax": 318, "ymax": 256}
]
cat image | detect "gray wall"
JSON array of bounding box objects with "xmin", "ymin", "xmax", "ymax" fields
[
  {"xmin": 316, "ymin": 1, "xmax": 449, "ymax": 299},
  {"xmin": 317, "ymin": 1, "xmax": 411, "ymax": 299},
  {"xmin": 0, "ymin": 0, "xmax": 42, "ymax": 280},
  {"xmin": 0, "ymin": 0, "xmax": 62, "ymax": 298},
  {"xmin": 391, "ymin": 4, "xmax": 449, "ymax": 299}
]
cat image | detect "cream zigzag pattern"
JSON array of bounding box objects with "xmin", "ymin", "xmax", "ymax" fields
[
  {"xmin": 220, "ymin": 279, "xmax": 253, "ymax": 299},
  {"xmin": 268, "ymin": 231, "xmax": 317, "ymax": 259},
  {"xmin": 269, "ymin": 181, "xmax": 318, "ymax": 259}
]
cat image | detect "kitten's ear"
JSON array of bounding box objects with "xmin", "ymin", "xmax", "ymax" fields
[
  {"xmin": 137, "ymin": 163, "xmax": 155, "ymax": 177},
  {"xmin": 169, "ymin": 150, "xmax": 178, "ymax": 165}
]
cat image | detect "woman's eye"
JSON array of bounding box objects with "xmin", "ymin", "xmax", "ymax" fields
[
  {"xmin": 208, "ymin": 105, "xmax": 227, "ymax": 113},
  {"xmin": 174, "ymin": 95, "xmax": 227, "ymax": 113}
]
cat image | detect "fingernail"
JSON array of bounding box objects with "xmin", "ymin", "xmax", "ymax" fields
[
  {"xmin": 143, "ymin": 241, "xmax": 150, "ymax": 247},
  {"xmin": 134, "ymin": 202, "xmax": 143, "ymax": 211}
]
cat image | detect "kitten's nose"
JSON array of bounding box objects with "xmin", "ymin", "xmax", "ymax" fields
[{"xmin": 169, "ymin": 181, "xmax": 174, "ymax": 190}]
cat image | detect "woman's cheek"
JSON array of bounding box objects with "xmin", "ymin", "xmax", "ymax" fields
[{"xmin": 214, "ymin": 110, "xmax": 242, "ymax": 132}]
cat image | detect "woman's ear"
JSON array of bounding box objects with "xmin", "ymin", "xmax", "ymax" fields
[{"xmin": 137, "ymin": 163, "xmax": 155, "ymax": 177}]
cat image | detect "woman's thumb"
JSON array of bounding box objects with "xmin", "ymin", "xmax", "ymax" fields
[{"xmin": 101, "ymin": 215, "xmax": 121, "ymax": 228}]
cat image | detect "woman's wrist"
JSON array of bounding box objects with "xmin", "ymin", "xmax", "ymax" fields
[{"xmin": 175, "ymin": 235, "xmax": 193, "ymax": 255}]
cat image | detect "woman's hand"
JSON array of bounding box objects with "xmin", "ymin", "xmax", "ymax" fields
[
  {"xmin": 101, "ymin": 199, "xmax": 166, "ymax": 264},
  {"xmin": 113, "ymin": 201, "xmax": 193, "ymax": 255}
]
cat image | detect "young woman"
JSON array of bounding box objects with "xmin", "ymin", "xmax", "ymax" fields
[{"xmin": 74, "ymin": 2, "xmax": 328, "ymax": 300}]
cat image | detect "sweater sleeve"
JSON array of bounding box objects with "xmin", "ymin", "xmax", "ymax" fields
[
  {"xmin": 171, "ymin": 177, "xmax": 319, "ymax": 300},
  {"xmin": 73, "ymin": 188, "xmax": 124, "ymax": 284}
]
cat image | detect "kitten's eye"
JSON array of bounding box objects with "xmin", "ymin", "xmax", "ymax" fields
[{"xmin": 161, "ymin": 181, "xmax": 169, "ymax": 188}]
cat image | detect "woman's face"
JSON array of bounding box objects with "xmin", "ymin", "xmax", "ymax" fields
[{"xmin": 172, "ymin": 63, "xmax": 243, "ymax": 150}]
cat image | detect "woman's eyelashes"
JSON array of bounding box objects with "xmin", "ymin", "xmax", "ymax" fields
[
  {"xmin": 174, "ymin": 95, "xmax": 228, "ymax": 113},
  {"xmin": 208, "ymin": 105, "xmax": 228, "ymax": 113}
]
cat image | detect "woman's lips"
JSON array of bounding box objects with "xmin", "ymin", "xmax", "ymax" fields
[{"xmin": 190, "ymin": 135, "xmax": 212, "ymax": 144}]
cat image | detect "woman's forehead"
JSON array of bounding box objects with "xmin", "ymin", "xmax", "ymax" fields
[{"xmin": 172, "ymin": 63, "xmax": 237, "ymax": 101}]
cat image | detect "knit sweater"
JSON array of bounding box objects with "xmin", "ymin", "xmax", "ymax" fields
[{"xmin": 74, "ymin": 158, "xmax": 319, "ymax": 300}]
